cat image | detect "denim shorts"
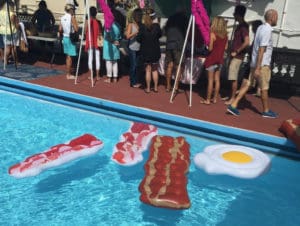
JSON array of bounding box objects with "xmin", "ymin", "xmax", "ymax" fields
[
  {"xmin": 0, "ymin": 34, "xmax": 4, "ymax": 48},
  {"xmin": 206, "ymin": 64, "xmax": 222, "ymax": 72}
]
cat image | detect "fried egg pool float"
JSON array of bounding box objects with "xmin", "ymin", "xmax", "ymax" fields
[{"xmin": 194, "ymin": 144, "xmax": 271, "ymax": 179}]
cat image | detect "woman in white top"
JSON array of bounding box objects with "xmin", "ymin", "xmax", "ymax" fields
[{"xmin": 58, "ymin": 4, "xmax": 79, "ymax": 79}]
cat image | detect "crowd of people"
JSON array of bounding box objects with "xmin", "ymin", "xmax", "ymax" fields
[{"xmin": 0, "ymin": 0, "xmax": 279, "ymax": 119}]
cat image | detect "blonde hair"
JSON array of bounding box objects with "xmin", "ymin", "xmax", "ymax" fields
[{"xmin": 210, "ymin": 16, "xmax": 227, "ymax": 38}]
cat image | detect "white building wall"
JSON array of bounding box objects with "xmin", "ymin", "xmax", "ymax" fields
[{"xmin": 211, "ymin": 0, "xmax": 300, "ymax": 50}]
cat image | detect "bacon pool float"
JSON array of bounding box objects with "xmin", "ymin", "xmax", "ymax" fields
[
  {"xmin": 139, "ymin": 135, "xmax": 191, "ymax": 209},
  {"xmin": 112, "ymin": 122, "xmax": 158, "ymax": 166},
  {"xmin": 9, "ymin": 134, "xmax": 104, "ymax": 178}
]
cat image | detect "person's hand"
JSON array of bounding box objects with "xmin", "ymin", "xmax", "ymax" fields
[
  {"xmin": 231, "ymin": 51, "xmax": 237, "ymax": 57},
  {"xmin": 254, "ymin": 67, "xmax": 261, "ymax": 78},
  {"xmin": 113, "ymin": 41, "xmax": 120, "ymax": 46}
]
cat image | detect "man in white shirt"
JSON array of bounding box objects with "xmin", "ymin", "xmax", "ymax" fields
[{"xmin": 227, "ymin": 9, "xmax": 279, "ymax": 118}]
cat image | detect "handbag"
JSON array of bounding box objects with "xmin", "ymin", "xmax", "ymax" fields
[
  {"xmin": 70, "ymin": 31, "xmax": 79, "ymax": 43},
  {"xmin": 19, "ymin": 40, "xmax": 28, "ymax": 53},
  {"xmin": 69, "ymin": 19, "xmax": 79, "ymax": 44}
]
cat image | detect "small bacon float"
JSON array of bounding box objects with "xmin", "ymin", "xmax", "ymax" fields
[
  {"xmin": 112, "ymin": 122, "xmax": 158, "ymax": 166},
  {"xmin": 139, "ymin": 135, "xmax": 191, "ymax": 209},
  {"xmin": 9, "ymin": 134, "xmax": 104, "ymax": 178}
]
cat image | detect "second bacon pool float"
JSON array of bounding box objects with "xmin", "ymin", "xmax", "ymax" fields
[
  {"xmin": 111, "ymin": 122, "xmax": 158, "ymax": 166},
  {"xmin": 139, "ymin": 135, "xmax": 191, "ymax": 209},
  {"xmin": 8, "ymin": 134, "xmax": 104, "ymax": 178}
]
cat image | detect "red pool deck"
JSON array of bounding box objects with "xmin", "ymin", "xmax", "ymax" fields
[{"xmin": 26, "ymin": 56, "xmax": 299, "ymax": 138}]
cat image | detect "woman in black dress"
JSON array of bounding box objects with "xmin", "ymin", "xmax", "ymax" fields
[{"xmin": 138, "ymin": 9, "xmax": 162, "ymax": 93}]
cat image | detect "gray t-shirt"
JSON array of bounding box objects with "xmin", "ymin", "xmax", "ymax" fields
[{"xmin": 129, "ymin": 23, "xmax": 140, "ymax": 51}]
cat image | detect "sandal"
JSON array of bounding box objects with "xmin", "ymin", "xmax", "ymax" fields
[{"xmin": 144, "ymin": 89, "xmax": 151, "ymax": 94}]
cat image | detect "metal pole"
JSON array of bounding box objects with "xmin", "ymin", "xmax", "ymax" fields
[
  {"xmin": 169, "ymin": 14, "xmax": 193, "ymax": 103},
  {"xmin": 75, "ymin": 0, "xmax": 90, "ymax": 85},
  {"xmin": 189, "ymin": 15, "xmax": 195, "ymax": 107},
  {"xmin": 86, "ymin": 0, "xmax": 94, "ymax": 87},
  {"xmin": 7, "ymin": 0, "xmax": 17, "ymax": 70},
  {"xmin": 276, "ymin": 0, "xmax": 288, "ymax": 47}
]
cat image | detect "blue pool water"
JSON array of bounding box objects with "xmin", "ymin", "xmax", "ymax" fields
[{"xmin": 1, "ymin": 89, "xmax": 300, "ymax": 226}]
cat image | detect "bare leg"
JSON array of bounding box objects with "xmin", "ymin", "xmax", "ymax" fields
[
  {"xmin": 213, "ymin": 70, "xmax": 221, "ymax": 103},
  {"xmin": 202, "ymin": 70, "xmax": 214, "ymax": 104},
  {"xmin": 173, "ymin": 65, "xmax": 182, "ymax": 91},
  {"xmin": 66, "ymin": 55, "xmax": 73, "ymax": 79},
  {"xmin": 145, "ymin": 64, "xmax": 151, "ymax": 92},
  {"xmin": 165, "ymin": 62, "xmax": 173, "ymax": 91},
  {"xmin": 11, "ymin": 46, "xmax": 18, "ymax": 65},
  {"xmin": 4, "ymin": 45, "xmax": 11, "ymax": 65},
  {"xmin": 225, "ymin": 80, "xmax": 238, "ymax": 105},
  {"xmin": 96, "ymin": 70, "xmax": 100, "ymax": 80},
  {"xmin": 231, "ymin": 79, "xmax": 250, "ymax": 108},
  {"xmin": 260, "ymin": 89, "xmax": 269, "ymax": 112},
  {"xmin": 152, "ymin": 68, "xmax": 159, "ymax": 92},
  {"xmin": 0, "ymin": 48, "xmax": 3, "ymax": 61}
]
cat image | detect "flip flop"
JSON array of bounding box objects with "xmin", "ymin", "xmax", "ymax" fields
[{"xmin": 144, "ymin": 89, "xmax": 151, "ymax": 94}]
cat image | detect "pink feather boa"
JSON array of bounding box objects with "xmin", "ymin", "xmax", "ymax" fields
[
  {"xmin": 191, "ymin": 0, "xmax": 210, "ymax": 46},
  {"xmin": 139, "ymin": 0, "xmax": 145, "ymax": 9},
  {"xmin": 97, "ymin": 0, "xmax": 115, "ymax": 31}
]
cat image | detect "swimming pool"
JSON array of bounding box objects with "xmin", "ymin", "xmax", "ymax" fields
[{"xmin": 1, "ymin": 78, "xmax": 300, "ymax": 226}]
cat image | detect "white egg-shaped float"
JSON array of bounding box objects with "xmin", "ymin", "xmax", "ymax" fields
[{"xmin": 194, "ymin": 144, "xmax": 271, "ymax": 179}]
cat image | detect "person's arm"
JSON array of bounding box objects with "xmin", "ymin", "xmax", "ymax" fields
[
  {"xmin": 254, "ymin": 46, "xmax": 266, "ymax": 77},
  {"xmin": 31, "ymin": 11, "xmax": 37, "ymax": 24},
  {"xmin": 125, "ymin": 23, "xmax": 139, "ymax": 40},
  {"xmin": 225, "ymin": 36, "xmax": 228, "ymax": 50},
  {"xmin": 231, "ymin": 35, "xmax": 250, "ymax": 57},
  {"xmin": 58, "ymin": 22, "xmax": 63, "ymax": 38},
  {"xmin": 208, "ymin": 32, "xmax": 215, "ymax": 51},
  {"xmin": 11, "ymin": 13, "xmax": 19, "ymax": 29},
  {"xmin": 49, "ymin": 10, "xmax": 55, "ymax": 26},
  {"xmin": 71, "ymin": 15, "xmax": 78, "ymax": 32}
]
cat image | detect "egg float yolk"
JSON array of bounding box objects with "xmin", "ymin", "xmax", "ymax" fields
[{"xmin": 222, "ymin": 151, "xmax": 253, "ymax": 163}]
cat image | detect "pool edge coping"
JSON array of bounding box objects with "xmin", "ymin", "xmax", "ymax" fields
[{"xmin": 0, "ymin": 77, "xmax": 298, "ymax": 158}]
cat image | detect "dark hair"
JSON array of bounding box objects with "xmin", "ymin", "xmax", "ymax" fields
[
  {"xmin": 251, "ymin": 20, "xmax": 263, "ymax": 33},
  {"xmin": 234, "ymin": 5, "xmax": 247, "ymax": 17},
  {"xmin": 90, "ymin": 6, "xmax": 97, "ymax": 17},
  {"xmin": 0, "ymin": 0, "xmax": 14, "ymax": 8},
  {"xmin": 132, "ymin": 8, "xmax": 143, "ymax": 24},
  {"xmin": 0, "ymin": 0, "xmax": 5, "ymax": 9},
  {"xmin": 39, "ymin": 0, "xmax": 47, "ymax": 9}
]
